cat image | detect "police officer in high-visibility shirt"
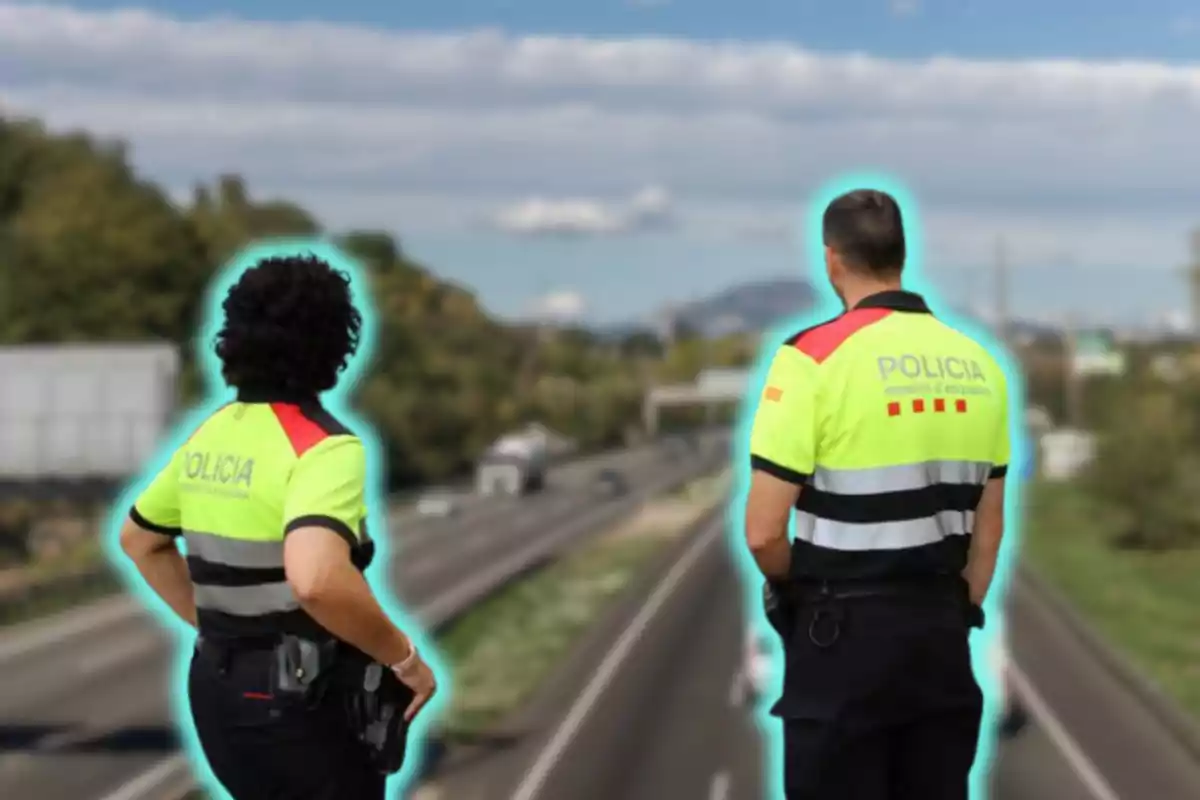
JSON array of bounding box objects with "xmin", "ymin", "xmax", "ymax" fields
[
  {"xmin": 744, "ymin": 189, "xmax": 1011, "ymax": 800},
  {"xmin": 118, "ymin": 254, "xmax": 437, "ymax": 800}
]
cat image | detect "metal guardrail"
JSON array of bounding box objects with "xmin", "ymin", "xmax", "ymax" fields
[
  {"xmin": 0, "ymin": 437, "xmax": 717, "ymax": 627},
  {"xmin": 0, "ymin": 564, "xmax": 121, "ymax": 627}
]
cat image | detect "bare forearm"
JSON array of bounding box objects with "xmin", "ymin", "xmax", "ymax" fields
[
  {"xmin": 297, "ymin": 563, "xmax": 412, "ymax": 665},
  {"xmin": 132, "ymin": 550, "xmax": 197, "ymax": 628},
  {"xmin": 963, "ymin": 534, "xmax": 1001, "ymax": 605},
  {"xmin": 749, "ymin": 532, "xmax": 792, "ymax": 581}
]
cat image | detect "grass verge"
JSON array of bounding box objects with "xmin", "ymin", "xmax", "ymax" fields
[
  {"xmin": 436, "ymin": 470, "xmax": 728, "ymax": 738},
  {"xmin": 1021, "ymin": 480, "xmax": 1200, "ymax": 719}
]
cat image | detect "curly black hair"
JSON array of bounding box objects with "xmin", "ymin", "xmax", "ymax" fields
[{"xmin": 214, "ymin": 254, "xmax": 362, "ymax": 395}]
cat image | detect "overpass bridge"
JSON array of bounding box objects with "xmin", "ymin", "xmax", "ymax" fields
[
  {"xmin": 643, "ymin": 368, "xmax": 1054, "ymax": 443},
  {"xmin": 643, "ymin": 368, "xmax": 750, "ymax": 436}
]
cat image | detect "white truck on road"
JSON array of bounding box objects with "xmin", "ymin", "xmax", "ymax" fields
[{"xmin": 475, "ymin": 431, "xmax": 548, "ymax": 497}]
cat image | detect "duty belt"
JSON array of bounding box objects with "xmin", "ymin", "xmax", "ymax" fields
[
  {"xmin": 779, "ymin": 577, "xmax": 981, "ymax": 648},
  {"xmin": 195, "ymin": 634, "xmax": 412, "ymax": 775},
  {"xmin": 784, "ymin": 576, "xmax": 969, "ymax": 604}
]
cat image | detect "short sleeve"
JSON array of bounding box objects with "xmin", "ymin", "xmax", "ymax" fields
[
  {"xmin": 283, "ymin": 436, "xmax": 367, "ymax": 547},
  {"xmin": 749, "ymin": 345, "xmax": 819, "ymax": 484},
  {"xmin": 989, "ymin": 370, "xmax": 1011, "ymax": 479},
  {"xmin": 130, "ymin": 450, "xmax": 183, "ymax": 536}
]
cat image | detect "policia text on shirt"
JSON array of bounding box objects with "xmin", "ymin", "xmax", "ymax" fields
[
  {"xmin": 118, "ymin": 254, "xmax": 438, "ymax": 800},
  {"xmin": 743, "ymin": 190, "xmax": 1011, "ymax": 800}
]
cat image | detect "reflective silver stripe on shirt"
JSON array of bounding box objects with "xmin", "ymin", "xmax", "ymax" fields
[
  {"xmin": 796, "ymin": 510, "xmax": 975, "ymax": 551},
  {"xmin": 183, "ymin": 531, "xmax": 283, "ymax": 569},
  {"xmin": 810, "ymin": 460, "xmax": 992, "ymax": 495},
  {"xmin": 193, "ymin": 583, "xmax": 299, "ymax": 616}
]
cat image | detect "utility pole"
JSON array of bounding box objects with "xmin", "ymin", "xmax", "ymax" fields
[
  {"xmin": 994, "ymin": 236, "xmax": 1010, "ymax": 348},
  {"xmin": 1063, "ymin": 312, "xmax": 1083, "ymax": 430},
  {"xmin": 1188, "ymin": 228, "xmax": 1200, "ymax": 335}
]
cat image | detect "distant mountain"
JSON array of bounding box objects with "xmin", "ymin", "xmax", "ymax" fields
[
  {"xmin": 669, "ymin": 277, "xmax": 819, "ymax": 337},
  {"xmin": 599, "ymin": 276, "xmax": 1065, "ymax": 344}
]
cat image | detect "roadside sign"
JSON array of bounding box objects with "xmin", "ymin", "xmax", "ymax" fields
[
  {"xmin": 1071, "ymin": 330, "xmax": 1125, "ymax": 376},
  {"xmin": 696, "ymin": 368, "xmax": 749, "ymax": 397}
]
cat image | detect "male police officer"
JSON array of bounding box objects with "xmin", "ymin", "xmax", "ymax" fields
[
  {"xmin": 744, "ymin": 189, "xmax": 1011, "ymax": 800},
  {"xmin": 119, "ymin": 254, "xmax": 437, "ymax": 799}
]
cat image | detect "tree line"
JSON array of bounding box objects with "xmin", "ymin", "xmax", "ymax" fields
[{"xmin": 0, "ymin": 115, "xmax": 753, "ymax": 490}]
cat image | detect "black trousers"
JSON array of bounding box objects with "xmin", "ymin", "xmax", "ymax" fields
[
  {"xmin": 774, "ymin": 592, "xmax": 984, "ymax": 800},
  {"xmin": 188, "ymin": 646, "xmax": 385, "ymax": 800}
]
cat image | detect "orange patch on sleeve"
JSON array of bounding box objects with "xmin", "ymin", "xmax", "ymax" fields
[{"xmin": 764, "ymin": 386, "xmax": 784, "ymax": 402}]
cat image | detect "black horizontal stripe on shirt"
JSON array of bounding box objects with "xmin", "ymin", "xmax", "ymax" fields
[
  {"xmin": 788, "ymin": 536, "xmax": 972, "ymax": 582},
  {"xmin": 285, "ymin": 514, "xmax": 357, "ymax": 548},
  {"xmin": 989, "ymin": 464, "xmax": 1008, "ymax": 479},
  {"xmin": 750, "ymin": 455, "xmax": 811, "ymax": 486},
  {"xmin": 129, "ymin": 506, "xmax": 181, "ymax": 537},
  {"xmin": 187, "ymin": 556, "xmax": 285, "ymax": 587},
  {"xmin": 797, "ymin": 482, "xmax": 986, "ymax": 524}
]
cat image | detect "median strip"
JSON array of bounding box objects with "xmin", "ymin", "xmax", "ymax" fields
[{"xmin": 436, "ymin": 470, "xmax": 728, "ymax": 738}]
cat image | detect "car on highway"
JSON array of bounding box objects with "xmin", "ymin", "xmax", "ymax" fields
[
  {"xmin": 592, "ymin": 468, "xmax": 629, "ymax": 498},
  {"xmin": 736, "ymin": 622, "xmax": 1029, "ymax": 739},
  {"xmin": 736, "ymin": 630, "xmax": 773, "ymax": 707},
  {"xmin": 415, "ymin": 491, "xmax": 459, "ymax": 518},
  {"xmin": 992, "ymin": 625, "xmax": 1030, "ymax": 738}
]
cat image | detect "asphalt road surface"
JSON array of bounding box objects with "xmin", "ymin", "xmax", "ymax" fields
[
  {"xmin": 0, "ymin": 435, "xmax": 727, "ymax": 800},
  {"xmin": 461, "ymin": 517, "xmax": 1200, "ymax": 800}
]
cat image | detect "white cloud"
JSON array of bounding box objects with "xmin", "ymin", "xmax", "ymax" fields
[
  {"xmin": 889, "ymin": 0, "xmax": 920, "ymax": 17},
  {"xmin": 527, "ymin": 289, "xmax": 587, "ymax": 321},
  {"xmin": 490, "ymin": 185, "xmax": 674, "ymax": 236},
  {"xmin": 3, "ymin": 4, "xmax": 1200, "ymax": 268}
]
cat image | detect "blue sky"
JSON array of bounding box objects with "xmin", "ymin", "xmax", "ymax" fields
[
  {"xmin": 4, "ymin": 1, "xmax": 1200, "ymax": 327},
  {"xmin": 46, "ymin": 0, "xmax": 1200, "ymax": 60}
]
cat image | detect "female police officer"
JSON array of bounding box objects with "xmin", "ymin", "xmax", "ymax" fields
[{"xmin": 119, "ymin": 253, "xmax": 437, "ymax": 799}]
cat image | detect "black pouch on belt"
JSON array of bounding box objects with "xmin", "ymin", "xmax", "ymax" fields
[
  {"xmin": 345, "ymin": 662, "xmax": 416, "ymax": 775},
  {"xmin": 270, "ymin": 635, "xmax": 340, "ymax": 705}
]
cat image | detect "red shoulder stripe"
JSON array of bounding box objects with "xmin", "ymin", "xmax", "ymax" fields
[
  {"xmin": 793, "ymin": 308, "xmax": 892, "ymax": 363},
  {"xmin": 270, "ymin": 403, "xmax": 330, "ymax": 457}
]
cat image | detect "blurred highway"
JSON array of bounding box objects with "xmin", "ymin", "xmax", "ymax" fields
[
  {"xmin": 437, "ymin": 516, "xmax": 1200, "ymax": 800},
  {"xmin": 0, "ymin": 433, "xmax": 728, "ymax": 800}
]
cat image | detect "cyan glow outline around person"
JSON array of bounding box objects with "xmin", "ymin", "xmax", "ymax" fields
[
  {"xmin": 102, "ymin": 238, "xmax": 450, "ymax": 800},
  {"xmin": 726, "ymin": 173, "xmax": 1027, "ymax": 800}
]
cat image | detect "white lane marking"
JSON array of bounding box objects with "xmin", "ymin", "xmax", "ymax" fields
[
  {"xmin": 509, "ymin": 518, "xmax": 721, "ymax": 800},
  {"xmin": 1008, "ymin": 662, "xmax": 1122, "ymax": 800},
  {"xmin": 709, "ymin": 770, "xmax": 731, "ymax": 800},
  {"xmin": 95, "ymin": 754, "xmax": 189, "ymax": 800}
]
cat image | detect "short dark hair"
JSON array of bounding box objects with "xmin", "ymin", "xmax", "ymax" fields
[
  {"xmin": 214, "ymin": 254, "xmax": 362, "ymax": 395},
  {"xmin": 821, "ymin": 189, "xmax": 906, "ymax": 275}
]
